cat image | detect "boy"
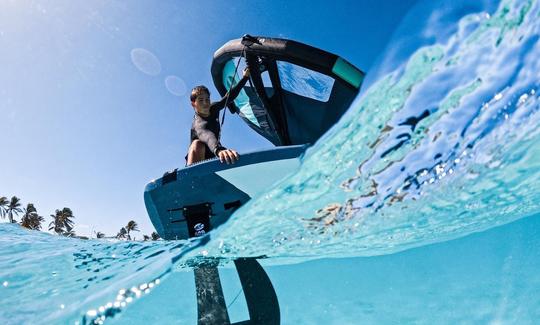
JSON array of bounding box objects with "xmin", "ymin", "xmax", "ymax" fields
[{"xmin": 186, "ymin": 67, "xmax": 250, "ymax": 166}]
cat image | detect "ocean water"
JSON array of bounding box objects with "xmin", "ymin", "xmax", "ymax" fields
[{"xmin": 2, "ymin": 0, "xmax": 540, "ymax": 323}]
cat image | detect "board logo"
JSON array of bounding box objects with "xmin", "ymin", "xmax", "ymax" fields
[{"xmin": 194, "ymin": 223, "xmax": 206, "ymax": 236}]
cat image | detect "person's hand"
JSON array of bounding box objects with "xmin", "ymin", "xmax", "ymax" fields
[
  {"xmin": 218, "ymin": 149, "xmax": 239, "ymax": 164},
  {"xmin": 242, "ymin": 67, "xmax": 250, "ymax": 78}
]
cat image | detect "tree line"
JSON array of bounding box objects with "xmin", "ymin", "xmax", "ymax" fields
[{"xmin": 0, "ymin": 195, "xmax": 159, "ymax": 240}]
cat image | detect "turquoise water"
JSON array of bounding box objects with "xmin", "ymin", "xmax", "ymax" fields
[{"xmin": 2, "ymin": 0, "xmax": 540, "ymax": 323}]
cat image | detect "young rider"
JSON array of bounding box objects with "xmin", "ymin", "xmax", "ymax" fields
[{"xmin": 186, "ymin": 67, "xmax": 250, "ymax": 166}]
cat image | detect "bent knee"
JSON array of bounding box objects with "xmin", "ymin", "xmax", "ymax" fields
[{"xmin": 190, "ymin": 140, "xmax": 206, "ymax": 153}]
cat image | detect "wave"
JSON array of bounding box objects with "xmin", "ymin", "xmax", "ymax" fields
[{"xmin": 203, "ymin": 0, "xmax": 540, "ymax": 260}]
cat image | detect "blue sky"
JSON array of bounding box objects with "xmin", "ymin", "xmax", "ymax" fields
[{"xmin": 1, "ymin": 0, "xmax": 418, "ymax": 237}]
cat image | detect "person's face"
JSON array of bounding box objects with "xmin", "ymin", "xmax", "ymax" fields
[{"xmin": 191, "ymin": 92, "xmax": 210, "ymax": 116}]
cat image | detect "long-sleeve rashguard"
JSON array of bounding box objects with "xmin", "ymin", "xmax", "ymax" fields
[{"xmin": 189, "ymin": 76, "xmax": 249, "ymax": 159}]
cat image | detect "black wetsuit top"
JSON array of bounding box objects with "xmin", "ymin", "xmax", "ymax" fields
[{"xmin": 189, "ymin": 76, "xmax": 249, "ymax": 159}]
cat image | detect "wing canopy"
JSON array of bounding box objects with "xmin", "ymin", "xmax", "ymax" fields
[{"xmin": 211, "ymin": 36, "xmax": 365, "ymax": 146}]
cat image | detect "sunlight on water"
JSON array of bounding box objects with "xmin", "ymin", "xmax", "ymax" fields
[
  {"xmin": 0, "ymin": 224, "xmax": 204, "ymax": 324},
  {"xmin": 204, "ymin": 0, "xmax": 540, "ymax": 259},
  {"xmin": 1, "ymin": 0, "xmax": 540, "ymax": 324}
]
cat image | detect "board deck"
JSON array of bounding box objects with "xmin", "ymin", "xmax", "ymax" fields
[{"xmin": 144, "ymin": 145, "xmax": 307, "ymax": 240}]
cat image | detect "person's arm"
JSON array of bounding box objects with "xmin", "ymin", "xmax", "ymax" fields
[
  {"xmin": 195, "ymin": 126, "xmax": 224, "ymax": 157},
  {"xmin": 211, "ymin": 68, "xmax": 250, "ymax": 111},
  {"xmin": 196, "ymin": 127, "xmax": 239, "ymax": 163}
]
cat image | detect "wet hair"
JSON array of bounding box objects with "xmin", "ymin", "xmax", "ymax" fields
[{"xmin": 190, "ymin": 85, "xmax": 210, "ymax": 102}]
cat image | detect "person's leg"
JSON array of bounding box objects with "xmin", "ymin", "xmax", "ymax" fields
[{"xmin": 187, "ymin": 140, "xmax": 206, "ymax": 165}]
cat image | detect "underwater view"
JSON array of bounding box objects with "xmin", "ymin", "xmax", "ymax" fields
[{"xmin": 2, "ymin": 0, "xmax": 540, "ymax": 323}]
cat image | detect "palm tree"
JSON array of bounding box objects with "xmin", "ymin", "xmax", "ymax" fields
[
  {"xmin": 151, "ymin": 232, "xmax": 160, "ymax": 241},
  {"xmin": 20, "ymin": 203, "xmax": 37, "ymax": 228},
  {"xmin": 94, "ymin": 231, "xmax": 105, "ymax": 239},
  {"xmin": 20, "ymin": 203, "xmax": 44, "ymax": 230},
  {"xmin": 0, "ymin": 196, "xmax": 9, "ymax": 219},
  {"xmin": 49, "ymin": 207, "xmax": 75, "ymax": 235},
  {"xmin": 63, "ymin": 229, "xmax": 76, "ymax": 237},
  {"xmin": 125, "ymin": 220, "xmax": 139, "ymax": 240},
  {"xmin": 116, "ymin": 227, "xmax": 127, "ymax": 239},
  {"xmin": 6, "ymin": 196, "xmax": 22, "ymax": 223}
]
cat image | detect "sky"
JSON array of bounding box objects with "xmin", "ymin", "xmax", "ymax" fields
[{"xmin": 0, "ymin": 0, "xmax": 419, "ymax": 238}]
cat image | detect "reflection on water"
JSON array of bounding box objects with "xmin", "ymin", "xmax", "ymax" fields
[
  {"xmin": 0, "ymin": 224, "xmax": 195, "ymax": 324},
  {"xmin": 114, "ymin": 214, "xmax": 540, "ymax": 324},
  {"xmin": 81, "ymin": 277, "xmax": 163, "ymax": 325},
  {"xmin": 2, "ymin": 214, "xmax": 540, "ymax": 324}
]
